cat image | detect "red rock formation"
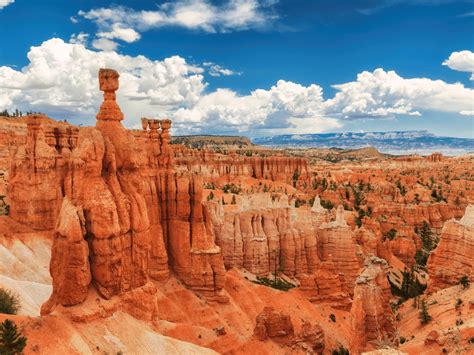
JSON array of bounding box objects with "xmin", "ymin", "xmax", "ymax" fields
[
  {"xmin": 427, "ymin": 205, "xmax": 474, "ymax": 292},
  {"xmin": 8, "ymin": 115, "xmax": 63, "ymax": 230},
  {"xmin": 0, "ymin": 117, "xmax": 27, "ymax": 195},
  {"xmin": 254, "ymin": 306, "xmax": 325, "ymax": 354},
  {"xmin": 317, "ymin": 206, "xmax": 361, "ymax": 295},
  {"xmin": 208, "ymin": 194, "xmax": 357, "ymax": 308},
  {"xmin": 174, "ymin": 144, "xmax": 310, "ymax": 186},
  {"xmin": 290, "ymin": 321, "xmax": 325, "ymax": 354},
  {"xmin": 6, "ymin": 69, "xmax": 228, "ymax": 312},
  {"xmin": 427, "ymin": 152, "xmax": 443, "ymax": 162},
  {"xmin": 41, "ymin": 197, "xmax": 90, "ymax": 313},
  {"xmin": 350, "ymin": 256, "xmax": 396, "ymax": 353},
  {"xmin": 254, "ymin": 306, "xmax": 294, "ymax": 340}
]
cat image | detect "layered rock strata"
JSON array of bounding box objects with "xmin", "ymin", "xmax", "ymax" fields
[
  {"xmin": 427, "ymin": 204, "xmax": 474, "ymax": 292},
  {"xmin": 254, "ymin": 306, "xmax": 325, "ymax": 354},
  {"xmin": 209, "ymin": 195, "xmax": 359, "ymax": 308},
  {"xmin": 174, "ymin": 144, "xmax": 310, "ymax": 186},
  {"xmin": 350, "ymin": 257, "xmax": 396, "ymax": 353}
]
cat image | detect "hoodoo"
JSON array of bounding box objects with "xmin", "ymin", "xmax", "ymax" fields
[
  {"xmin": 7, "ymin": 69, "xmax": 228, "ymax": 315},
  {"xmin": 427, "ymin": 204, "xmax": 474, "ymax": 292}
]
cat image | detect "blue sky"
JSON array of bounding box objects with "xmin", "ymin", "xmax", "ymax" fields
[{"xmin": 0, "ymin": 0, "xmax": 473, "ymax": 137}]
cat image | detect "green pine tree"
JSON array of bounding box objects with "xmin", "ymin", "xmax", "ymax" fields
[
  {"xmin": 0, "ymin": 319, "xmax": 27, "ymax": 354},
  {"xmin": 419, "ymin": 299, "xmax": 432, "ymax": 325}
]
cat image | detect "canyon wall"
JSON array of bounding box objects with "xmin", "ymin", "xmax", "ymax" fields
[
  {"xmin": 208, "ymin": 194, "xmax": 361, "ymax": 308},
  {"xmin": 174, "ymin": 144, "xmax": 310, "ymax": 186},
  {"xmin": 427, "ymin": 205, "xmax": 474, "ymax": 292}
]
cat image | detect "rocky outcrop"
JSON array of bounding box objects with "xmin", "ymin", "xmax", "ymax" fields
[
  {"xmin": 8, "ymin": 116, "xmax": 71, "ymax": 230},
  {"xmin": 8, "ymin": 69, "xmax": 228, "ymax": 312},
  {"xmin": 0, "ymin": 117, "xmax": 27, "ymax": 195},
  {"xmin": 350, "ymin": 257, "xmax": 395, "ymax": 353},
  {"xmin": 372, "ymin": 203, "xmax": 466, "ymax": 231},
  {"xmin": 208, "ymin": 194, "xmax": 357, "ymax": 308},
  {"xmin": 254, "ymin": 306, "xmax": 325, "ymax": 354},
  {"xmin": 427, "ymin": 205, "xmax": 474, "ymax": 292},
  {"xmin": 254, "ymin": 306, "xmax": 294, "ymax": 340},
  {"xmin": 290, "ymin": 321, "xmax": 325, "ymax": 354},
  {"xmin": 317, "ymin": 206, "xmax": 361, "ymax": 295},
  {"xmin": 41, "ymin": 198, "xmax": 90, "ymax": 313}
]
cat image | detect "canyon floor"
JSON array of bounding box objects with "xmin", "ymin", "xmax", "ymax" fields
[{"xmin": 0, "ymin": 71, "xmax": 473, "ymax": 355}]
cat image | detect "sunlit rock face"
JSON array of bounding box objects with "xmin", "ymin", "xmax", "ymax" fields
[
  {"xmin": 427, "ymin": 205, "xmax": 474, "ymax": 292},
  {"xmin": 8, "ymin": 69, "xmax": 227, "ymax": 314},
  {"xmin": 350, "ymin": 257, "xmax": 395, "ymax": 353}
]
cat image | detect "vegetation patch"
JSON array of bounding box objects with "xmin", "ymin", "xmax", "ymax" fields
[
  {"xmin": 0, "ymin": 288, "xmax": 20, "ymax": 315},
  {"xmin": 252, "ymin": 276, "xmax": 296, "ymax": 292},
  {"xmin": 0, "ymin": 319, "xmax": 27, "ymax": 354},
  {"xmin": 0, "ymin": 196, "xmax": 9, "ymax": 216},
  {"xmin": 414, "ymin": 221, "xmax": 438, "ymax": 267}
]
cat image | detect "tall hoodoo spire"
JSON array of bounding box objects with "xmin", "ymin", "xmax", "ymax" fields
[{"xmin": 96, "ymin": 68, "xmax": 124, "ymax": 122}]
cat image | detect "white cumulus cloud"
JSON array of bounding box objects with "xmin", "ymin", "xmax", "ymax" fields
[
  {"xmin": 173, "ymin": 80, "xmax": 341, "ymax": 134},
  {"xmin": 443, "ymin": 50, "xmax": 474, "ymax": 80},
  {"xmin": 324, "ymin": 68, "xmax": 474, "ymax": 119},
  {"xmin": 76, "ymin": 0, "xmax": 279, "ymax": 49},
  {"xmin": 92, "ymin": 38, "xmax": 119, "ymax": 52},
  {"xmin": 69, "ymin": 32, "xmax": 89, "ymax": 46},
  {"xmin": 0, "ymin": 39, "xmax": 473, "ymax": 135},
  {"xmin": 0, "ymin": 0, "xmax": 14, "ymax": 10},
  {"xmin": 203, "ymin": 62, "xmax": 241, "ymax": 77},
  {"xmin": 0, "ymin": 38, "xmax": 206, "ymax": 127},
  {"xmin": 97, "ymin": 24, "xmax": 141, "ymax": 43}
]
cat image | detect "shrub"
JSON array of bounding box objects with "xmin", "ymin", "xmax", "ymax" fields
[
  {"xmin": 415, "ymin": 221, "xmax": 438, "ymax": 267},
  {"xmin": 345, "ymin": 188, "xmax": 350, "ymax": 199},
  {"xmin": 396, "ymin": 180, "xmax": 407, "ymax": 196},
  {"xmin": 222, "ymin": 183, "xmax": 241, "ymax": 194},
  {"xmin": 415, "ymin": 250, "xmax": 428, "ymax": 267},
  {"xmin": 0, "ymin": 319, "xmax": 27, "ymax": 354},
  {"xmin": 320, "ymin": 199, "xmax": 334, "ymax": 210},
  {"xmin": 0, "ymin": 195, "xmax": 9, "ymax": 216},
  {"xmin": 0, "ymin": 288, "xmax": 20, "ymax": 315},
  {"xmin": 414, "ymin": 193, "xmax": 420, "ymax": 204},
  {"xmin": 329, "ymin": 314, "xmax": 336, "ymax": 322},
  {"xmin": 331, "ymin": 346, "xmax": 349, "ymax": 355},
  {"xmin": 389, "ymin": 266, "xmax": 426, "ymax": 300},
  {"xmin": 292, "ymin": 170, "xmax": 300, "ymax": 188},
  {"xmin": 400, "ymin": 336, "xmax": 406, "ymax": 344},
  {"xmin": 419, "ymin": 299, "xmax": 432, "ymax": 325},
  {"xmin": 294, "ymin": 199, "xmax": 306, "ymax": 208},
  {"xmin": 459, "ymin": 276, "xmax": 470, "ymax": 289},
  {"xmin": 385, "ymin": 229, "xmax": 397, "ymax": 241},
  {"xmin": 251, "ymin": 277, "xmax": 296, "ymax": 292},
  {"xmin": 203, "ymin": 182, "xmax": 215, "ymax": 190},
  {"xmin": 455, "ymin": 298, "xmax": 463, "ymax": 309},
  {"xmin": 355, "ymin": 208, "xmax": 370, "ymax": 228}
]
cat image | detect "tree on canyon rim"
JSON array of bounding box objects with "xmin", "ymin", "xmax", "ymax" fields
[
  {"xmin": 0, "ymin": 288, "xmax": 20, "ymax": 315},
  {"xmin": 0, "ymin": 319, "xmax": 27, "ymax": 354},
  {"xmin": 419, "ymin": 299, "xmax": 432, "ymax": 325}
]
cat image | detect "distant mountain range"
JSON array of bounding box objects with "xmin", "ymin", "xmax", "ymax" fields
[{"xmin": 251, "ymin": 130, "xmax": 474, "ymax": 155}]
